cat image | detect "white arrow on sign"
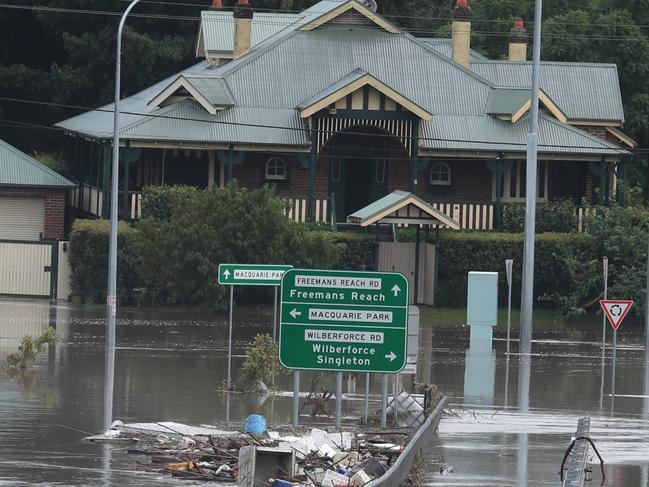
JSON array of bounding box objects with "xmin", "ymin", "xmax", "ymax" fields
[
  {"xmin": 290, "ymin": 308, "xmax": 302, "ymax": 319},
  {"xmin": 385, "ymin": 351, "xmax": 397, "ymax": 362},
  {"xmin": 391, "ymin": 285, "xmax": 401, "ymax": 297},
  {"xmin": 223, "ymin": 269, "xmax": 231, "ymax": 279}
]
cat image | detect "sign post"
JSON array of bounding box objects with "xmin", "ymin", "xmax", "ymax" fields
[
  {"xmin": 279, "ymin": 269, "xmax": 409, "ymax": 427},
  {"xmin": 505, "ymin": 259, "xmax": 513, "ymax": 356},
  {"xmin": 602, "ymin": 257, "xmax": 609, "ymax": 350},
  {"xmin": 600, "ymin": 299, "xmax": 633, "ymax": 410},
  {"xmin": 217, "ymin": 264, "xmax": 293, "ymax": 392}
]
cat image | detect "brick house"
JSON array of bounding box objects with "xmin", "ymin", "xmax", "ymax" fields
[
  {"xmin": 0, "ymin": 139, "xmax": 75, "ymax": 241},
  {"xmin": 57, "ymin": 0, "xmax": 633, "ymax": 228}
]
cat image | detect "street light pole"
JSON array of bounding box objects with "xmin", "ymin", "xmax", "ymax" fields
[
  {"xmin": 103, "ymin": 0, "xmax": 142, "ymax": 433},
  {"xmin": 520, "ymin": 0, "xmax": 543, "ymax": 356}
]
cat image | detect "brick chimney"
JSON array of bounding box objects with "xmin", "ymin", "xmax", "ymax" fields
[
  {"xmin": 508, "ymin": 18, "xmax": 527, "ymax": 61},
  {"xmin": 210, "ymin": 0, "xmax": 222, "ymax": 8},
  {"xmin": 451, "ymin": 0, "xmax": 472, "ymax": 67},
  {"xmin": 233, "ymin": 0, "xmax": 253, "ymax": 59}
]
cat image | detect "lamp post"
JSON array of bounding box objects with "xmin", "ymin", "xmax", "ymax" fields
[
  {"xmin": 103, "ymin": 0, "xmax": 142, "ymax": 432},
  {"xmin": 520, "ymin": 0, "xmax": 543, "ymax": 355}
]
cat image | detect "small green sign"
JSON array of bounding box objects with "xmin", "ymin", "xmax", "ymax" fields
[
  {"xmin": 279, "ymin": 269, "xmax": 408, "ymax": 373},
  {"xmin": 218, "ymin": 264, "xmax": 293, "ymax": 286}
]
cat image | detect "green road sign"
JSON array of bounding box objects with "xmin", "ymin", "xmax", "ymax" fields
[
  {"xmin": 218, "ymin": 264, "xmax": 293, "ymax": 286},
  {"xmin": 279, "ymin": 269, "xmax": 409, "ymax": 373}
]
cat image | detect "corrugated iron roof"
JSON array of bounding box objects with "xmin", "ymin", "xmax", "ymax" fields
[
  {"xmin": 197, "ymin": 10, "xmax": 304, "ymax": 56},
  {"xmin": 416, "ymin": 38, "xmax": 487, "ymax": 61},
  {"xmin": 0, "ymin": 139, "xmax": 76, "ymax": 188},
  {"xmin": 120, "ymin": 100, "xmax": 309, "ymax": 146},
  {"xmin": 471, "ymin": 61, "xmax": 625, "ymax": 122},
  {"xmin": 485, "ymin": 88, "xmax": 529, "ymax": 116},
  {"xmin": 420, "ymin": 113, "xmax": 629, "ymax": 156},
  {"xmin": 184, "ymin": 76, "xmax": 235, "ymax": 107},
  {"xmin": 347, "ymin": 189, "xmax": 461, "ymax": 228}
]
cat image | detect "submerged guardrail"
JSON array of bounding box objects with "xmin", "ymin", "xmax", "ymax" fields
[
  {"xmin": 561, "ymin": 417, "xmax": 605, "ymax": 487},
  {"xmin": 365, "ymin": 395, "xmax": 448, "ymax": 487}
]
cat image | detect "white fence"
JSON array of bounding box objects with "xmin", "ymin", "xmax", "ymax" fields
[{"xmin": 286, "ymin": 198, "xmax": 329, "ymax": 223}]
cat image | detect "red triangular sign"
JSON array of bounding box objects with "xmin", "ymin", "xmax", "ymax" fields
[{"xmin": 599, "ymin": 299, "xmax": 633, "ymax": 330}]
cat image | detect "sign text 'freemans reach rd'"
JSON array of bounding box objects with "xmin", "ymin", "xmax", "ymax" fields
[
  {"xmin": 218, "ymin": 264, "xmax": 293, "ymax": 286},
  {"xmin": 279, "ymin": 269, "xmax": 409, "ymax": 373}
]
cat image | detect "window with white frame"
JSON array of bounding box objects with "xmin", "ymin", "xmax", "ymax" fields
[
  {"xmin": 430, "ymin": 162, "xmax": 451, "ymax": 186},
  {"xmin": 265, "ymin": 157, "xmax": 287, "ymax": 180},
  {"xmin": 493, "ymin": 160, "xmax": 548, "ymax": 201}
]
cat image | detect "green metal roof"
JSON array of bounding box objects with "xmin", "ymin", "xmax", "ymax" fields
[
  {"xmin": 196, "ymin": 10, "xmax": 304, "ymax": 56},
  {"xmin": 416, "ymin": 38, "xmax": 487, "ymax": 61},
  {"xmin": 56, "ymin": 0, "xmax": 629, "ymax": 159},
  {"xmin": 485, "ymin": 88, "xmax": 530, "ymax": 116},
  {"xmin": 471, "ymin": 61, "xmax": 624, "ymax": 122},
  {"xmin": 347, "ymin": 190, "xmax": 461, "ymax": 228},
  {"xmin": 0, "ymin": 139, "xmax": 76, "ymax": 188}
]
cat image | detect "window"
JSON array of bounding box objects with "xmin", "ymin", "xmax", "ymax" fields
[
  {"xmin": 265, "ymin": 157, "xmax": 287, "ymax": 180},
  {"xmin": 494, "ymin": 160, "xmax": 548, "ymax": 202},
  {"xmin": 331, "ymin": 158, "xmax": 342, "ymax": 183},
  {"xmin": 376, "ymin": 160, "xmax": 386, "ymax": 183},
  {"xmin": 430, "ymin": 162, "xmax": 451, "ymax": 186}
]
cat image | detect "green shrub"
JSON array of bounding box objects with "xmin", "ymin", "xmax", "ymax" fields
[
  {"xmin": 68, "ymin": 219, "xmax": 140, "ymax": 304},
  {"xmin": 583, "ymin": 206, "xmax": 649, "ymax": 317},
  {"xmin": 140, "ymin": 185, "xmax": 202, "ymax": 220},
  {"xmin": 132, "ymin": 183, "xmax": 344, "ymax": 309},
  {"xmin": 435, "ymin": 231, "xmax": 598, "ymax": 317},
  {"xmin": 501, "ymin": 199, "xmax": 578, "ymax": 233},
  {"xmin": 239, "ymin": 334, "xmax": 285, "ymax": 392}
]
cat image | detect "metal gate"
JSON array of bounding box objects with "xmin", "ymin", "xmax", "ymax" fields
[{"xmin": 0, "ymin": 240, "xmax": 57, "ymax": 298}]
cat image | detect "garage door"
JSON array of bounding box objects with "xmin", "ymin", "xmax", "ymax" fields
[{"xmin": 0, "ymin": 197, "xmax": 45, "ymax": 241}]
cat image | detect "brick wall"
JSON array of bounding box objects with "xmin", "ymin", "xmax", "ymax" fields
[{"xmin": 0, "ymin": 187, "xmax": 67, "ymax": 240}]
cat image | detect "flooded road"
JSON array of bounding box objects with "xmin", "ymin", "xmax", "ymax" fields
[{"xmin": 1, "ymin": 297, "xmax": 649, "ymax": 485}]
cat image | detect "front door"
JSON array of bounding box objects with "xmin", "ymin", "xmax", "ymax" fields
[{"xmin": 331, "ymin": 157, "xmax": 389, "ymax": 221}]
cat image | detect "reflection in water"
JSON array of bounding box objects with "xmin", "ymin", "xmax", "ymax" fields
[
  {"xmin": 517, "ymin": 356, "xmax": 531, "ymax": 487},
  {"xmin": 4, "ymin": 298, "xmax": 649, "ymax": 485},
  {"xmin": 463, "ymin": 349, "xmax": 496, "ymax": 406}
]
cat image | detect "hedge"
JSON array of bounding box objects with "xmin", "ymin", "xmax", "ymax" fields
[
  {"xmin": 68, "ymin": 219, "xmax": 141, "ymax": 304},
  {"xmin": 501, "ymin": 199, "xmax": 579, "ymax": 233},
  {"xmin": 435, "ymin": 231, "xmax": 598, "ymax": 315}
]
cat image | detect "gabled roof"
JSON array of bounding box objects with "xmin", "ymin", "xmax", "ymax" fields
[
  {"xmin": 347, "ymin": 190, "xmax": 461, "ymax": 228},
  {"xmin": 147, "ymin": 75, "xmax": 234, "ymax": 114},
  {"xmin": 471, "ymin": 61, "xmax": 624, "ymax": 123},
  {"xmin": 297, "ymin": 69, "xmax": 433, "ymax": 120},
  {"xmin": 298, "ymin": 0, "xmax": 399, "ymax": 33},
  {"xmin": 0, "ymin": 139, "xmax": 75, "ymax": 188},
  {"xmin": 486, "ymin": 88, "xmax": 567, "ymax": 123},
  {"xmin": 196, "ymin": 10, "xmax": 304, "ymax": 57}
]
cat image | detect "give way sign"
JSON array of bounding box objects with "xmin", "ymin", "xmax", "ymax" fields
[{"xmin": 599, "ymin": 299, "xmax": 633, "ymax": 330}]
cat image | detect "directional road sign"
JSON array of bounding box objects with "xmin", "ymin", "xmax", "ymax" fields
[
  {"xmin": 600, "ymin": 299, "xmax": 633, "ymax": 330},
  {"xmin": 279, "ymin": 269, "xmax": 409, "ymax": 373},
  {"xmin": 218, "ymin": 264, "xmax": 293, "ymax": 286}
]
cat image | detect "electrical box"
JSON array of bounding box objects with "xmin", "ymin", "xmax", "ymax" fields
[{"xmin": 467, "ymin": 271, "xmax": 498, "ymax": 349}]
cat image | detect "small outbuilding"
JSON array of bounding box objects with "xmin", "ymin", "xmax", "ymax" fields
[{"xmin": 0, "ymin": 139, "xmax": 75, "ymax": 241}]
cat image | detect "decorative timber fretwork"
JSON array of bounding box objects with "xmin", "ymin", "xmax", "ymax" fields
[{"xmin": 315, "ymin": 116, "xmax": 414, "ymax": 154}]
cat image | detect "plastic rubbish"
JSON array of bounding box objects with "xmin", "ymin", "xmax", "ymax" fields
[
  {"xmin": 177, "ymin": 436, "xmax": 196, "ymax": 449},
  {"xmin": 269, "ymin": 479, "xmax": 295, "ymax": 487},
  {"xmin": 350, "ymin": 470, "xmax": 372, "ymax": 486},
  {"xmin": 337, "ymin": 467, "xmax": 350, "ymax": 475},
  {"xmin": 322, "ymin": 469, "xmax": 349, "ymax": 486},
  {"xmin": 243, "ymin": 414, "xmax": 267, "ymax": 435}
]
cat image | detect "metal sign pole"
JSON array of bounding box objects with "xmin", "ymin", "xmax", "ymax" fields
[
  {"xmin": 505, "ymin": 259, "xmax": 513, "ymax": 356},
  {"xmin": 611, "ymin": 327, "xmax": 617, "ymax": 415},
  {"xmin": 273, "ymin": 286, "xmax": 278, "ymax": 342},
  {"xmin": 381, "ymin": 373, "xmax": 388, "ymax": 429},
  {"xmin": 336, "ymin": 372, "xmax": 343, "ymax": 429},
  {"xmin": 364, "ymin": 373, "xmax": 370, "ymax": 423},
  {"xmin": 645, "ymin": 242, "xmax": 649, "ymax": 351},
  {"xmin": 227, "ymin": 285, "xmax": 233, "ymax": 391},
  {"xmin": 292, "ymin": 370, "xmax": 300, "ymax": 427},
  {"xmin": 602, "ymin": 257, "xmax": 609, "ymax": 350}
]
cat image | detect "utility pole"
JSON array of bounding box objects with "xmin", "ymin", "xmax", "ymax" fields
[{"xmin": 520, "ymin": 0, "xmax": 543, "ymax": 355}]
